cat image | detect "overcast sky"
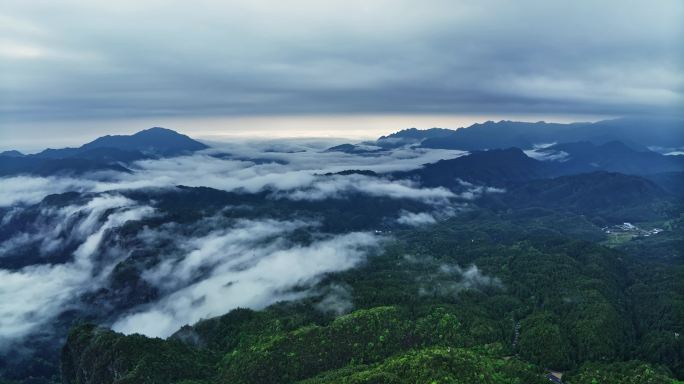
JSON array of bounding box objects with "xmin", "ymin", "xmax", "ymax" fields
[{"xmin": 1, "ymin": 0, "xmax": 682, "ymax": 148}]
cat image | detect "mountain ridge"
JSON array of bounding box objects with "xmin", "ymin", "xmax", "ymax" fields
[
  {"xmin": 322, "ymin": 117, "xmax": 683, "ymax": 153},
  {"xmin": 420, "ymin": 117, "xmax": 684, "ymax": 150},
  {"xmin": 0, "ymin": 127, "xmax": 208, "ymax": 177}
]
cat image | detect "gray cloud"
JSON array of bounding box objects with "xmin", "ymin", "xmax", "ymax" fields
[{"xmin": 0, "ymin": 0, "xmax": 681, "ymax": 139}]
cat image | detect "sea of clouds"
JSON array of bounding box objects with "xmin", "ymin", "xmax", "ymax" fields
[
  {"xmin": 0, "ymin": 138, "xmax": 502, "ymax": 347},
  {"xmin": 0, "ymin": 140, "xmax": 467, "ymax": 207}
]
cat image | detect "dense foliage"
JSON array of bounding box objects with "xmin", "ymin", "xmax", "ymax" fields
[{"xmin": 59, "ymin": 207, "xmax": 684, "ymax": 384}]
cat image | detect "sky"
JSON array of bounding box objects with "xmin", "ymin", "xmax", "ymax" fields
[{"xmin": 1, "ymin": 0, "xmax": 682, "ymax": 148}]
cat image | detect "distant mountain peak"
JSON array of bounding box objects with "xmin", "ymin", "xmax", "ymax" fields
[
  {"xmin": 0, "ymin": 150, "xmax": 25, "ymax": 157},
  {"xmin": 0, "ymin": 127, "xmax": 208, "ymax": 177},
  {"xmin": 81, "ymin": 127, "xmax": 208, "ymax": 155},
  {"xmin": 135, "ymin": 126, "xmax": 180, "ymax": 135}
]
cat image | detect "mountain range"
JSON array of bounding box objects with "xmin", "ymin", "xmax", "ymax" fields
[
  {"xmin": 419, "ymin": 117, "xmax": 684, "ymax": 151},
  {"xmin": 327, "ymin": 117, "xmax": 684, "ymax": 153}
]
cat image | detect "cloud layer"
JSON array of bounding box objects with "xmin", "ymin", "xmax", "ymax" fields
[
  {"xmin": 1, "ymin": 0, "xmax": 682, "ymax": 142},
  {"xmin": 112, "ymin": 221, "xmax": 380, "ymax": 337},
  {"xmin": 0, "ymin": 138, "xmax": 498, "ymax": 350},
  {"xmin": 0, "ymin": 140, "xmax": 467, "ymax": 207}
]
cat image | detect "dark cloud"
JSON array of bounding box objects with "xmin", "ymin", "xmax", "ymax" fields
[{"xmin": 0, "ymin": 0, "xmax": 682, "ymax": 138}]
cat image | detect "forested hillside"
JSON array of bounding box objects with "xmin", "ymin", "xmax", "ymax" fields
[{"xmin": 60, "ymin": 210, "xmax": 684, "ymax": 384}]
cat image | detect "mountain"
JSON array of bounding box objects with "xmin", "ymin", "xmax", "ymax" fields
[
  {"xmin": 401, "ymin": 141, "xmax": 684, "ymax": 190},
  {"xmin": 581, "ymin": 117, "xmax": 684, "ymax": 149},
  {"xmin": 0, "ymin": 150, "xmax": 25, "ymax": 157},
  {"xmin": 78, "ymin": 127, "xmax": 208, "ymax": 156},
  {"xmin": 535, "ymin": 141, "xmax": 684, "ymax": 175},
  {"xmin": 401, "ymin": 147, "xmax": 553, "ymax": 187},
  {"xmin": 420, "ymin": 120, "xmax": 571, "ymax": 150},
  {"xmin": 378, "ymin": 127, "xmax": 454, "ymax": 141},
  {"xmin": 325, "ymin": 127, "xmax": 457, "ymax": 152},
  {"xmin": 323, "ymin": 169, "xmax": 378, "ymax": 177},
  {"xmin": 65, "ymin": 147, "xmax": 148, "ymax": 162},
  {"xmin": 34, "ymin": 127, "xmax": 208, "ymax": 159},
  {"xmin": 324, "ymin": 143, "xmax": 382, "ymax": 154},
  {"xmin": 58, "ymin": 205, "xmax": 684, "ymax": 383},
  {"xmin": 645, "ymin": 171, "xmax": 684, "ymax": 197},
  {"xmin": 483, "ymin": 171, "xmax": 673, "ymax": 222},
  {"xmin": 395, "ymin": 146, "xmax": 676, "ymax": 221},
  {"xmin": 375, "ymin": 127, "xmax": 454, "ymax": 148},
  {"xmin": 0, "ymin": 128, "xmax": 207, "ymax": 177},
  {"xmin": 420, "ymin": 117, "xmax": 684, "ymax": 151},
  {"xmin": 31, "ymin": 147, "xmax": 83, "ymax": 159},
  {"xmin": 0, "ymin": 156, "xmax": 132, "ymax": 177},
  {"xmin": 325, "ymin": 117, "xmax": 683, "ymax": 154}
]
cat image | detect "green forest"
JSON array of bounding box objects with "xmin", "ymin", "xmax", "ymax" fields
[{"xmin": 55, "ymin": 207, "xmax": 684, "ymax": 384}]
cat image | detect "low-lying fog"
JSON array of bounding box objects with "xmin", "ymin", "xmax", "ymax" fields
[{"xmin": 0, "ymin": 138, "xmax": 488, "ymax": 351}]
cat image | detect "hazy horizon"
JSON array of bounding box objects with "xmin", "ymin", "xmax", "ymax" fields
[{"xmin": 3, "ymin": 113, "xmax": 620, "ymax": 153}]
